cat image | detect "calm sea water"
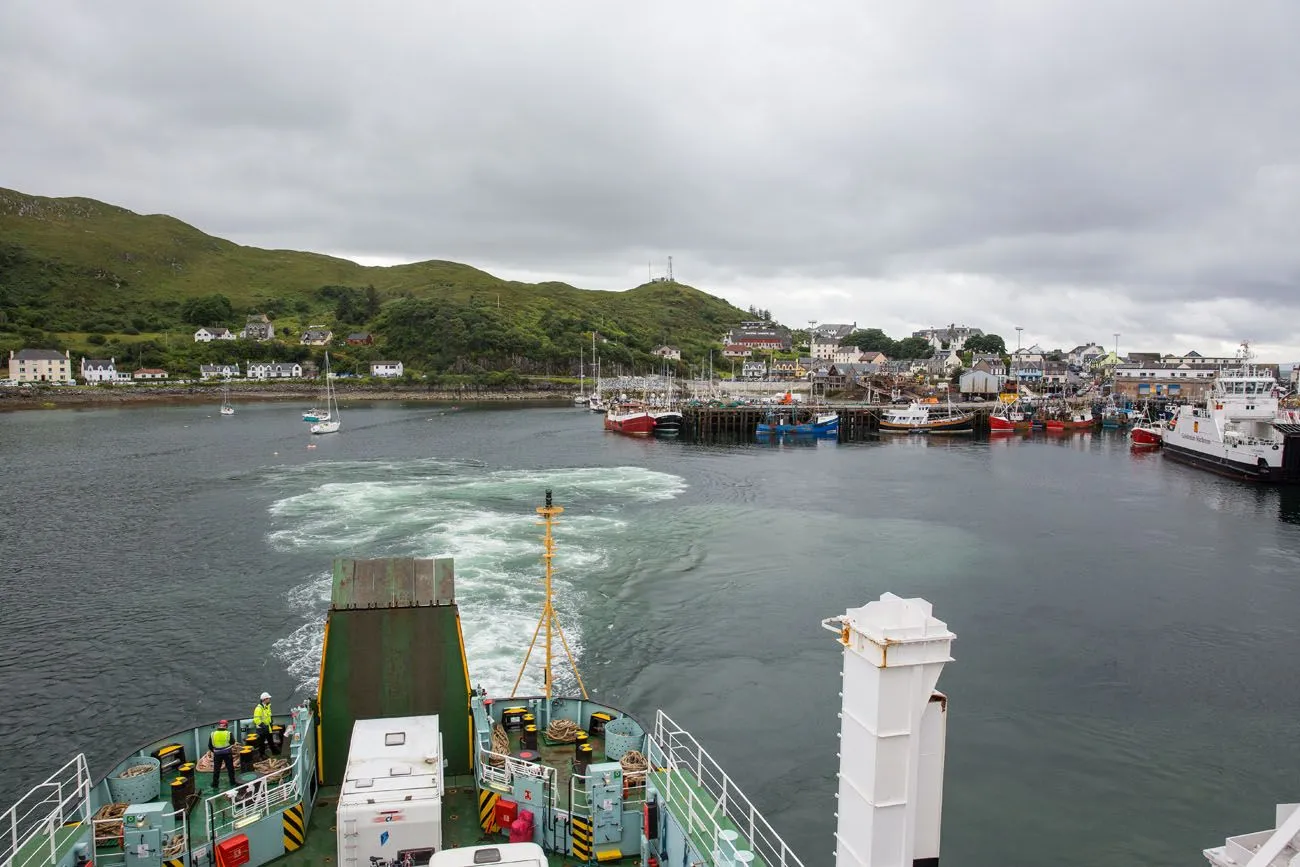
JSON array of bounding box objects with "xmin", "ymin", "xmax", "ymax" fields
[{"xmin": 3, "ymin": 401, "xmax": 1300, "ymax": 866}]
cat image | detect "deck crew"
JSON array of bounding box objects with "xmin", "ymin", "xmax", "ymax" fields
[
  {"xmin": 253, "ymin": 692, "xmax": 273, "ymax": 758},
  {"xmin": 209, "ymin": 720, "xmax": 236, "ymax": 789}
]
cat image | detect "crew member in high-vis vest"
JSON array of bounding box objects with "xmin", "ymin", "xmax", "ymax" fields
[
  {"xmin": 253, "ymin": 692, "xmax": 274, "ymax": 758},
  {"xmin": 209, "ymin": 720, "xmax": 236, "ymax": 788}
]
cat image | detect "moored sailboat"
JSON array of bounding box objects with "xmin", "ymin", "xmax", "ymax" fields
[
  {"xmin": 219, "ymin": 385, "xmax": 235, "ymax": 416},
  {"xmin": 309, "ymin": 353, "xmax": 341, "ymax": 435}
]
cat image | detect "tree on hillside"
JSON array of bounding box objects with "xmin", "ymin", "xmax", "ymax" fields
[
  {"xmin": 894, "ymin": 336, "xmax": 935, "ymax": 359},
  {"xmin": 180, "ymin": 294, "xmax": 233, "ymax": 326},
  {"xmin": 842, "ymin": 328, "xmax": 896, "ymax": 354},
  {"xmin": 964, "ymin": 333, "xmax": 1007, "ymax": 355}
]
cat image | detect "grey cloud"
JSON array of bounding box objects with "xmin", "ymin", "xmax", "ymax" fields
[{"xmin": 3, "ymin": 0, "xmax": 1300, "ymax": 347}]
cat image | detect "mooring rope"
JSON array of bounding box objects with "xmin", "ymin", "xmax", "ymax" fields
[{"xmin": 545, "ymin": 718, "xmax": 581, "ymax": 743}]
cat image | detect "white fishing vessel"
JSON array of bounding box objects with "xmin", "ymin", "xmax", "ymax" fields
[
  {"xmin": 310, "ymin": 353, "xmax": 341, "ymax": 435},
  {"xmin": 878, "ymin": 399, "xmax": 974, "ymax": 434},
  {"xmin": 1164, "ymin": 342, "xmax": 1300, "ymax": 482}
]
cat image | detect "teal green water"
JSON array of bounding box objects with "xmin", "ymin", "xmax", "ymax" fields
[{"xmin": 3, "ymin": 401, "xmax": 1300, "ymax": 866}]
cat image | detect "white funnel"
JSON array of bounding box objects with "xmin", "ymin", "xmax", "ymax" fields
[{"xmin": 822, "ymin": 593, "xmax": 955, "ymax": 867}]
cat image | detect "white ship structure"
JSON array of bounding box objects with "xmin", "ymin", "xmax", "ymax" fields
[{"xmin": 1163, "ymin": 343, "xmax": 1300, "ymax": 483}]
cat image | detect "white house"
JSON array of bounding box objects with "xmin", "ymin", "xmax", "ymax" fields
[
  {"xmin": 80, "ymin": 357, "xmax": 117, "ymax": 383},
  {"xmin": 832, "ymin": 344, "xmax": 865, "ymax": 364},
  {"xmin": 133, "ymin": 368, "xmax": 168, "ymax": 380},
  {"xmin": 199, "ymin": 363, "xmax": 241, "ymax": 380},
  {"xmin": 9, "ymin": 349, "xmax": 73, "ymax": 383},
  {"xmin": 913, "ymin": 325, "xmax": 983, "ymax": 352},
  {"xmin": 299, "ymin": 327, "xmax": 334, "ymax": 346},
  {"xmin": 194, "ymin": 327, "xmax": 235, "ymax": 343},
  {"xmin": 370, "ymin": 360, "xmax": 404, "ymax": 378},
  {"xmin": 741, "ymin": 360, "xmax": 767, "ymax": 380},
  {"xmin": 652, "ymin": 345, "xmax": 681, "ymax": 360},
  {"xmin": 246, "ymin": 362, "xmax": 303, "ymax": 380},
  {"xmin": 1066, "ymin": 343, "xmax": 1105, "ymax": 368}
]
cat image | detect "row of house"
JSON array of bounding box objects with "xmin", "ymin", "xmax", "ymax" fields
[
  {"xmin": 198, "ymin": 360, "xmax": 405, "ymax": 380},
  {"xmin": 5, "ymin": 349, "xmax": 404, "ymax": 384},
  {"xmin": 6, "ymin": 350, "xmax": 169, "ymax": 383},
  {"xmin": 194, "ymin": 316, "xmax": 375, "ymax": 347}
]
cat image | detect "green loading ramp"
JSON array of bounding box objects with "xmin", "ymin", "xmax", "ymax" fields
[{"xmin": 317, "ymin": 557, "xmax": 473, "ymax": 784}]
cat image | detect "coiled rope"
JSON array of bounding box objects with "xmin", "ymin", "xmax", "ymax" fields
[
  {"xmin": 490, "ymin": 724, "xmax": 509, "ymax": 765},
  {"xmin": 620, "ymin": 749, "xmax": 648, "ymax": 783},
  {"xmin": 545, "ymin": 718, "xmax": 581, "ymax": 743}
]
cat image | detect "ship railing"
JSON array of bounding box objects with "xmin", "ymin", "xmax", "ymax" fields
[
  {"xmin": 476, "ymin": 748, "xmax": 558, "ymax": 806},
  {"xmin": 204, "ymin": 764, "xmax": 299, "ymax": 843},
  {"xmin": 648, "ymin": 711, "xmax": 805, "ymax": 867},
  {"xmin": 1, "ymin": 753, "xmax": 92, "ymax": 867}
]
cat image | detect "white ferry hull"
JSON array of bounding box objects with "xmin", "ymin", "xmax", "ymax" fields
[{"xmin": 1162, "ymin": 439, "xmax": 1288, "ymax": 482}]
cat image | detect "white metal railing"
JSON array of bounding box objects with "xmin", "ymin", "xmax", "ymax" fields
[
  {"xmin": 648, "ymin": 711, "xmax": 804, "ymax": 867},
  {"xmin": 205, "ymin": 765, "xmax": 299, "ymax": 841},
  {"xmin": 477, "ymin": 749, "xmax": 557, "ymax": 806},
  {"xmin": 1, "ymin": 754, "xmax": 92, "ymax": 867}
]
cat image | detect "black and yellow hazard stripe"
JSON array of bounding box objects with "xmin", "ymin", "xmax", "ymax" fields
[
  {"xmin": 163, "ymin": 859, "xmax": 184, "ymax": 867},
  {"xmin": 283, "ymin": 801, "xmax": 305, "ymax": 852},
  {"xmin": 478, "ymin": 788, "xmax": 501, "ymax": 833},
  {"xmin": 571, "ymin": 814, "xmax": 593, "ymax": 861}
]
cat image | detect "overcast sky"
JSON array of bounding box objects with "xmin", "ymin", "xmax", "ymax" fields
[{"xmin": 4, "ymin": 1, "xmax": 1300, "ymax": 358}]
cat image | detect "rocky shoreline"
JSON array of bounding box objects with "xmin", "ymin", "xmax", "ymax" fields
[{"xmin": 0, "ymin": 382, "xmax": 574, "ymax": 410}]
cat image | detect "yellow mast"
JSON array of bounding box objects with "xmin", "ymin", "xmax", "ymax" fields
[{"xmin": 511, "ymin": 490, "xmax": 589, "ymax": 699}]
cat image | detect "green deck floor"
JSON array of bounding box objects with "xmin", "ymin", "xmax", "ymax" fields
[
  {"xmin": 649, "ymin": 769, "xmax": 767, "ymax": 867},
  {"xmin": 11, "ymin": 822, "xmax": 83, "ymax": 867}
]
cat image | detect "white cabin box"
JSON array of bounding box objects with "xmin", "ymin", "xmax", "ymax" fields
[
  {"xmin": 337, "ymin": 715, "xmax": 445, "ymax": 867},
  {"xmin": 429, "ymin": 843, "xmax": 547, "ymax": 867}
]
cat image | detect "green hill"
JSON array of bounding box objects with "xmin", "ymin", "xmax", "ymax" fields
[{"xmin": 0, "ymin": 188, "xmax": 747, "ymax": 377}]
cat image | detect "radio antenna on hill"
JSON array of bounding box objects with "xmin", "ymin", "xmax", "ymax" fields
[{"xmin": 667, "ymin": 255, "xmax": 674, "ymax": 282}]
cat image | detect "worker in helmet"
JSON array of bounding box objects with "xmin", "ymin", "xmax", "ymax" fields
[
  {"xmin": 209, "ymin": 720, "xmax": 236, "ymax": 789},
  {"xmin": 253, "ymin": 692, "xmax": 274, "ymax": 758}
]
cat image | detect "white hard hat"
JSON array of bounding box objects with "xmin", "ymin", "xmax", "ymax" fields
[{"xmin": 260, "ymin": 692, "xmax": 271, "ymax": 700}]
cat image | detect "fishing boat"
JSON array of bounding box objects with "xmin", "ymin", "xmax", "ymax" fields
[
  {"xmin": 878, "ymin": 400, "xmax": 974, "ymax": 434},
  {"xmin": 219, "ymin": 386, "xmax": 235, "ymax": 416},
  {"xmin": 603, "ymin": 401, "xmax": 655, "ymax": 436},
  {"xmin": 1100, "ymin": 397, "xmax": 1130, "ymax": 429},
  {"xmin": 988, "ymin": 399, "xmax": 1030, "ymax": 432},
  {"xmin": 650, "ymin": 409, "xmax": 683, "ymax": 437},
  {"xmin": 1043, "ymin": 405, "xmax": 1094, "ymax": 432},
  {"xmin": 793, "ymin": 411, "xmax": 839, "ymax": 436},
  {"xmin": 1164, "ymin": 342, "xmax": 1300, "ymax": 482},
  {"xmin": 755, "ymin": 408, "xmax": 797, "ymax": 435},
  {"xmin": 310, "ymin": 353, "xmax": 341, "ymax": 435},
  {"xmin": 1129, "ymin": 417, "xmax": 1165, "ymax": 448}
]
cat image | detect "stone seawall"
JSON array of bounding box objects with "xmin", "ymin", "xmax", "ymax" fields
[{"xmin": 0, "ymin": 382, "xmax": 573, "ymax": 409}]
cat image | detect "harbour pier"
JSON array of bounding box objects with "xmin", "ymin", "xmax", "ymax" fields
[{"xmin": 681, "ymin": 404, "xmax": 1000, "ymax": 441}]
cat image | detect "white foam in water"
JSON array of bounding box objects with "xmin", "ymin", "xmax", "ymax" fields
[{"xmin": 267, "ymin": 463, "xmax": 685, "ymax": 696}]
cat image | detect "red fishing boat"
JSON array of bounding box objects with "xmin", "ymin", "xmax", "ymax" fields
[
  {"xmin": 989, "ymin": 399, "xmax": 1032, "ymax": 432},
  {"xmin": 604, "ymin": 402, "xmax": 656, "ymax": 437},
  {"xmin": 1044, "ymin": 406, "xmax": 1094, "ymax": 432}
]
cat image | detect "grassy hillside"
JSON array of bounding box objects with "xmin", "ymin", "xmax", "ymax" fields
[{"xmin": 0, "ymin": 188, "xmax": 747, "ymax": 376}]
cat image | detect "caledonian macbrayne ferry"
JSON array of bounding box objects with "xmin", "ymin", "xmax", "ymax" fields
[{"xmin": 3, "ymin": 493, "xmax": 1297, "ymax": 867}]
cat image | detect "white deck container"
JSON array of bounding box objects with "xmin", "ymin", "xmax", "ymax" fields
[
  {"xmin": 337, "ymin": 715, "xmax": 445, "ymax": 867},
  {"xmin": 429, "ymin": 843, "xmax": 547, "ymax": 867}
]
